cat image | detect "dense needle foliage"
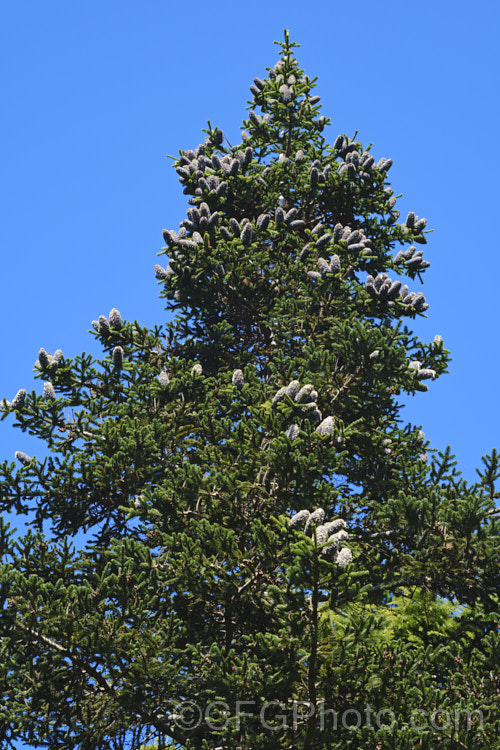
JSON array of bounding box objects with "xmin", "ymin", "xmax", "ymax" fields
[{"xmin": 1, "ymin": 32, "xmax": 499, "ymax": 750}]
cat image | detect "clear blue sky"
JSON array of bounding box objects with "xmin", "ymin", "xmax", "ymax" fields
[
  {"xmin": 1, "ymin": 1, "xmax": 499, "ymax": 743},
  {"xmin": 2, "ymin": 0, "xmax": 499, "ymax": 494}
]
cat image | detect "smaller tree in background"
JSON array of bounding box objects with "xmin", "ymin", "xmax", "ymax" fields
[{"xmin": 1, "ymin": 31, "xmax": 499, "ymax": 750}]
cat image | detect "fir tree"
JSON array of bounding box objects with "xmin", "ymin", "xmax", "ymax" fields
[{"xmin": 1, "ymin": 31, "xmax": 499, "ymax": 750}]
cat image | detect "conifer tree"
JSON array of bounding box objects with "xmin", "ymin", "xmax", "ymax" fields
[{"xmin": 1, "ymin": 31, "xmax": 499, "ymax": 750}]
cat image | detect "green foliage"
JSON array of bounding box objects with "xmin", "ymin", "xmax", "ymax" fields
[{"xmin": 1, "ymin": 30, "xmax": 499, "ymax": 749}]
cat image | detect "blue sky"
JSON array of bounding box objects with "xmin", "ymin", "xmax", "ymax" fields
[
  {"xmin": 1, "ymin": 0, "xmax": 499, "ymax": 742},
  {"xmin": 2, "ymin": 0, "xmax": 499, "ymax": 498}
]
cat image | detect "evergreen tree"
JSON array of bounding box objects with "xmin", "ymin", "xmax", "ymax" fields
[{"xmin": 1, "ymin": 31, "xmax": 499, "ymax": 750}]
